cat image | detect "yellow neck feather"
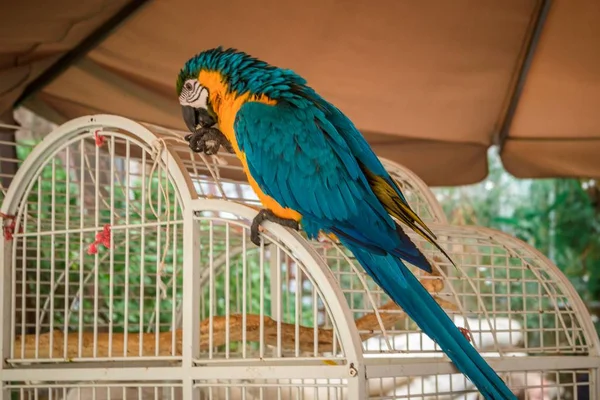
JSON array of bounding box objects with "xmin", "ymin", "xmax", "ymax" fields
[
  {"xmin": 197, "ymin": 70, "xmax": 300, "ymax": 221},
  {"xmin": 198, "ymin": 70, "xmax": 275, "ymax": 153}
]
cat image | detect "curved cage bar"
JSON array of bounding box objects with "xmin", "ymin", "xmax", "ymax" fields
[
  {"xmin": 0, "ymin": 116, "xmax": 193, "ymax": 363},
  {"xmin": 334, "ymin": 222, "xmax": 600, "ymax": 357},
  {"xmin": 186, "ymin": 199, "xmax": 364, "ymax": 365},
  {"xmin": 0, "ymin": 115, "xmax": 597, "ymax": 400},
  {"xmin": 0, "ymin": 115, "xmax": 362, "ymax": 366}
]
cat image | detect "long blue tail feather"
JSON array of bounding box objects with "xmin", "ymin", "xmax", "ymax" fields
[
  {"xmin": 331, "ymin": 223, "xmax": 433, "ymax": 274},
  {"xmin": 340, "ymin": 239, "xmax": 517, "ymax": 400}
]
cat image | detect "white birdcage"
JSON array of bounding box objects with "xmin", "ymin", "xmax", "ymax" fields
[{"xmin": 0, "ymin": 115, "xmax": 598, "ymax": 400}]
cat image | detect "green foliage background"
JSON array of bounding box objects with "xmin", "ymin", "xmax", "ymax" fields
[
  {"xmin": 11, "ymin": 140, "xmax": 321, "ymax": 338},
  {"xmin": 433, "ymin": 148, "xmax": 600, "ymax": 337},
  {"xmin": 8, "ymin": 142, "xmax": 599, "ymax": 343}
]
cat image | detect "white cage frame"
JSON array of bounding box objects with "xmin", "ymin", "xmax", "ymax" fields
[{"xmin": 0, "ymin": 115, "xmax": 598, "ymax": 400}]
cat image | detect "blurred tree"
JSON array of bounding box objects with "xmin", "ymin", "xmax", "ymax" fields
[{"xmin": 433, "ymin": 148, "xmax": 600, "ymax": 336}]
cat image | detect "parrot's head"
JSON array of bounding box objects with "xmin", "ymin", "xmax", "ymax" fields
[
  {"xmin": 176, "ymin": 64, "xmax": 218, "ymax": 133},
  {"xmin": 176, "ymin": 47, "xmax": 307, "ymax": 133}
]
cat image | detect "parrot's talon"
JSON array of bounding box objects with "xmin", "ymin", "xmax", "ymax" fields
[
  {"xmin": 185, "ymin": 127, "xmax": 234, "ymax": 155},
  {"xmin": 250, "ymin": 209, "xmax": 300, "ymax": 246}
]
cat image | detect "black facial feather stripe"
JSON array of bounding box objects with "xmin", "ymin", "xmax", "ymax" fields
[{"xmin": 188, "ymin": 83, "xmax": 204, "ymax": 103}]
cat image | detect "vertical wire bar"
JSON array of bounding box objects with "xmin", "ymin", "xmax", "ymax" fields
[
  {"xmin": 208, "ymin": 220, "xmax": 214, "ymax": 359},
  {"xmin": 476, "ymin": 256, "xmax": 482, "ymax": 351},
  {"xmin": 124, "ymin": 139, "xmax": 130, "ymax": 357},
  {"xmin": 259, "ymin": 239, "xmax": 265, "ymax": 359},
  {"xmin": 554, "ymin": 304, "xmax": 559, "ymax": 351},
  {"xmin": 49, "ymin": 157, "xmax": 56, "ymax": 357},
  {"xmin": 225, "ymin": 222, "xmax": 230, "ymax": 358},
  {"xmin": 183, "ymin": 206, "xmax": 201, "ymax": 400},
  {"xmin": 349, "ymin": 248, "xmax": 355, "ymax": 326},
  {"xmin": 295, "ymin": 267, "xmax": 300, "ymax": 357},
  {"xmin": 332, "ymin": 248, "xmax": 339, "ymax": 356},
  {"xmin": 8, "ymin": 217, "xmax": 16, "ymax": 360},
  {"xmin": 34, "ymin": 176, "xmax": 42, "ymax": 359},
  {"xmin": 155, "ymin": 162, "xmax": 163, "ymax": 354},
  {"xmin": 268, "ymin": 244, "xmax": 278, "ymax": 359},
  {"xmin": 171, "ymin": 197, "xmax": 178, "ymax": 356},
  {"xmin": 276, "ymin": 247, "xmax": 282, "ymax": 358},
  {"xmin": 242, "ymin": 230, "xmax": 247, "ymax": 358},
  {"xmin": 93, "ymin": 139, "xmax": 100, "ymax": 358},
  {"xmin": 313, "ymin": 285, "xmax": 318, "ymax": 356},
  {"xmin": 506, "ymin": 259, "xmax": 513, "ymax": 349},
  {"xmin": 538, "ymin": 274, "xmax": 543, "ymax": 350},
  {"xmin": 108, "ymin": 136, "xmax": 115, "ymax": 357},
  {"xmin": 285, "ymin": 254, "xmax": 290, "ymax": 326},
  {"xmin": 199, "ymin": 266, "xmax": 205, "ymax": 323},
  {"xmin": 521, "ymin": 262, "xmax": 527, "ymax": 354},
  {"xmin": 197, "ymin": 214, "xmax": 206, "ymax": 317},
  {"xmin": 332, "ymin": 322, "xmax": 338, "ymax": 357},
  {"xmin": 491, "ymin": 252, "xmax": 497, "ymax": 353},
  {"xmin": 78, "ymin": 139, "xmax": 85, "ymax": 358},
  {"xmin": 18, "ymin": 206, "xmax": 28, "ymax": 358},
  {"xmin": 235, "ymin": 249, "xmax": 241, "ymax": 315},
  {"xmin": 139, "ymin": 150, "xmax": 147, "ymax": 356},
  {"xmin": 248, "ymin": 234, "xmax": 254, "ymax": 317},
  {"xmin": 64, "ymin": 145, "xmax": 71, "ymax": 358}
]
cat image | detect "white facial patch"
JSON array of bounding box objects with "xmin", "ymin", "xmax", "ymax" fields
[{"xmin": 179, "ymin": 79, "xmax": 209, "ymax": 109}]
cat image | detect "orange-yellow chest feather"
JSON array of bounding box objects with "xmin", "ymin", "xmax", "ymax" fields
[{"xmin": 198, "ymin": 70, "xmax": 301, "ymax": 221}]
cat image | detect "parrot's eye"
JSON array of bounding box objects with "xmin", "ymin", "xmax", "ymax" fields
[{"xmin": 185, "ymin": 82, "xmax": 193, "ymax": 90}]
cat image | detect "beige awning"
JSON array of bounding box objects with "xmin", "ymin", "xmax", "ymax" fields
[{"xmin": 1, "ymin": 0, "xmax": 598, "ymax": 186}]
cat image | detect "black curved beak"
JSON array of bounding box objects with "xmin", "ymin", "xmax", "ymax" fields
[{"xmin": 181, "ymin": 105, "xmax": 217, "ymax": 132}]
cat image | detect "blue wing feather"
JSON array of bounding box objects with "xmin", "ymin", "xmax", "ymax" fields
[
  {"xmin": 239, "ymin": 105, "xmax": 392, "ymax": 251},
  {"xmin": 234, "ymin": 99, "xmax": 516, "ymax": 400}
]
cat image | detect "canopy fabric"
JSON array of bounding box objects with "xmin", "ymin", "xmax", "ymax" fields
[{"xmin": 1, "ymin": 0, "xmax": 599, "ymax": 186}]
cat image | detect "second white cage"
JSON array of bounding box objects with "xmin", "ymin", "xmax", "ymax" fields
[{"xmin": 0, "ymin": 115, "xmax": 598, "ymax": 399}]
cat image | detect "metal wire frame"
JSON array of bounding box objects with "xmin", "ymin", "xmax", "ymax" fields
[
  {"xmin": 3, "ymin": 131, "xmax": 184, "ymax": 362},
  {"xmin": 317, "ymin": 222, "xmax": 599, "ymax": 356},
  {"xmin": 4, "ymin": 382, "xmax": 183, "ymax": 400},
  {"xmin": 0, "ymin": 115, "xmax": 598, "ymax": 400},
  {"xmin": 173, "ymin": 211, "xmax": 599, "ymax": 361},
  {"xmin": 365, "ymin": 368, "xmax": 592, "ymax": 399},
  {"xmin": 184, "ymin": 199, "xmax": 363, "ymax": 364},
  {"xmin": 190, "ymin": 367, "xmax": 592, "ymax": 399},
  {"xmin": 4, "ymin": 366, "xmax": 590, "ymax": 400}
]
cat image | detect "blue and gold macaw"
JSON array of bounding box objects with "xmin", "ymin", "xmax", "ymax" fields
[{"xmin": 176, "ymin": 47, "xmax": 516, "ymax": 400}]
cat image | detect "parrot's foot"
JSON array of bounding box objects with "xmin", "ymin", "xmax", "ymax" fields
[
  {"xmin": 250, "ymin": 209, "xmax": 300, "ymax": 246},
  {"xmin": 185, "ymin": 127, "xmax": 235, "ymax": 155}
]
